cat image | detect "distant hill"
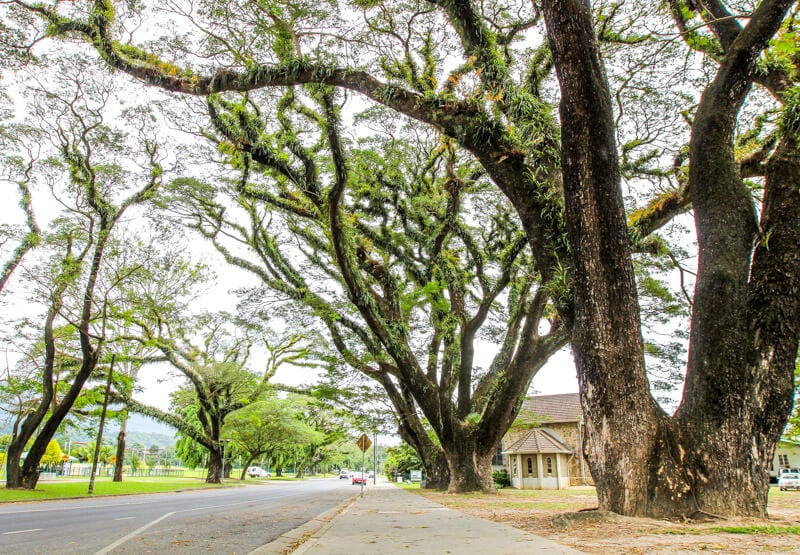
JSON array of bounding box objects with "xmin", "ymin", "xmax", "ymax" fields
[
  {"xmin": 106, "ymin": 415, "xmax": 177, "ymax": 449},
  {"xmin": 1, "ymin": 413, "xmax": 177, "ymax": 449},
  {"xmin": 122, "ymin": 430, "xmax": 176, "ymax": 450},
  {"xmin": 120, "ymin": 414, "xmax": 176, "ymax": 436}
]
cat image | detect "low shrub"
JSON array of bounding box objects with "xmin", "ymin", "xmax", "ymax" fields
[{"xmin": 493, "ymin": 468, "xmax": 511, "ymax": 488}]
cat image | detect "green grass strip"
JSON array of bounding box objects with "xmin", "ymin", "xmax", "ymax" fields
[
  {"xmin": 705, "ymin": 525, "xmax": 800, "ymax": 535},
  {"xmin": 0, "ymin": 478, "xmax": 231, "ymax": 502},
  {"xmin": 652, "ymin": 525, "xmax": 800, "ymax": 536}
]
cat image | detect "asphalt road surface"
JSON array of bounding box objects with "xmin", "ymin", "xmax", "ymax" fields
[{"xmin": 0, "ymin": 478, "xmax": 358, "ymax": 554}]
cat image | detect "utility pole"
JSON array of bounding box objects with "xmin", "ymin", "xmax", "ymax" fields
[
  {"xmin": 373, "ymin": 429, "xmax": 377, "ymax": 485},
  {"xmin": 356, "ymin": 433, "xmax": 372, "ymax": 497},
  {"xmin": 88, "ymin": 355, "xmax": 116, "ymax": 494}
]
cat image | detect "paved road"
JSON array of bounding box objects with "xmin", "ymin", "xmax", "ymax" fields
[{"xmin": 0, "ymin": 478, "xmax": 358, "ymax": 554}]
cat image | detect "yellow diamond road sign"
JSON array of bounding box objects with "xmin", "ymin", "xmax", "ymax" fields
[{"xmin": 356, "ymin": 433, "xmax": 372, "ymax": 452}]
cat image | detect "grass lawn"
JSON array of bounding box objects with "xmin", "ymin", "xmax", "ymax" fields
[{"xmin": 0, "ymin": 477, "xmax": 232, "ymax": 502}]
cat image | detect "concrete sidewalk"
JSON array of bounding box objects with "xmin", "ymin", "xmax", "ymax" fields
[{"xmin": 286, "ymin": 480, "xmax": 583, "ymax": 555}]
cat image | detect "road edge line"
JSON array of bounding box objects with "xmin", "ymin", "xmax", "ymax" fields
[{"xmin": 92, "ymin": 511, "xmax": 175, "ymax": 555}]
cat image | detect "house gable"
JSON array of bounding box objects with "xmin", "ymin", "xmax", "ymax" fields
[{"xmin": 503, "ymin": 428, "xmax": 573, "ymax": 455}]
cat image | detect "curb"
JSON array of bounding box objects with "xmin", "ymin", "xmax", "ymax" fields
[{"xmin": 247, "ymin": 491, "xmax": 361, "ymax": 555}]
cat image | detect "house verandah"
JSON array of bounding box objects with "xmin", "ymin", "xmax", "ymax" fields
[
  {"xmin": 495, "ymin": 393, "xmax": 593, "ymax": 489},
  {"xmin": 502, "ymin": 427, "xmax": 572, "ymax": 490}
]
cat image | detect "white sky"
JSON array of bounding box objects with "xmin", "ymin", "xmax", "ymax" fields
[{"xmin": 133, "ymin": 345, "xmax": 578, "ymax": 412}]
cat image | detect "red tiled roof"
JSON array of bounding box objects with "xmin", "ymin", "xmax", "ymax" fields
[
  {"xmin": 502, "ymin": 428, "xmax": 573, "ymax": 455},
  {"xmin": 519, "ymin": 393, "xmax": 582, "ymax": 423}
]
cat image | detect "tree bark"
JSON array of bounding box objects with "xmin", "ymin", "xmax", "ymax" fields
[
  {"xmin": 442, "ymin": 435, "xmax": 495, "ymax": 493},
  {"xmin": 541, "ymin": 0, "xmax": 797, "ymax": 517},
  {"xmin": 420, "ymin": 448, "xmax": 450, "ymax": 491},
  {"xmin": 206, "ymin": 448, "xmax": 224, "ymax": 484},
  {"xmin": 16, "ymin": 356, "xmax": 102, "ymax": 490},
  {"xmin": 240, "ymin": 454, "xmax": 257, "ymax": 480},
  {"xmin": 5, "ymin": 295, "xmax": 62, "ymax": 489},
  {"xmin": 113, "ymin": 417, "xmax": 127, "ymax": 482},
  {"xmin": 542, "ymin": 0, "xmax": 657, "ymax": 516}
]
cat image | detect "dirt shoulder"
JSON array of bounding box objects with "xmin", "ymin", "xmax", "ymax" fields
[{"xmin": 414, "ymin": 486, "xmax": 800, "ymax": 554}]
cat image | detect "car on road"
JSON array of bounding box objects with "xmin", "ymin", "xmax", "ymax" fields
[
  {"xmin": 779, "ymin": 472, "xmax": 800, "ymax": 491},
  {"xmin": 246, "ymin": 466, "xmax": 271, "ymax": 478},
  {"xmin": 367, "ymin": 470, "xmax": 375, "ymax": 479},
  {"xmin": 351, "ymin": 472, "xmax": 367, "ymax": 485},
  {"xmin": 339, "ymin": 469, "xmax": 350, "ymax": 479}
]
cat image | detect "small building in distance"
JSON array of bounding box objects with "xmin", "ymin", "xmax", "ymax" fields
[
  {"xmin": 499, "ymin": 393, "xmax": 591, "ymax": 489},
  {"xmin": 771, "ymin": 437, "xmax": 800, "ymax": 483},
  {"xmin": 500, "ymin": 393, "xmax": 800, "ymax": 489}
]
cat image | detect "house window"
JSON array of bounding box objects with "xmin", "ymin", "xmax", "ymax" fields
[
  {"xmin": 779, "ymin": 454, "xmax": 789, "ymax": 467},
  {"xmin": 546, "ymin": 456, "xmax": 553, "ymax": 476},
  {"xmin": 527, "ymin": 457, "xmax": 533, "ymax": 475},
  {"xmin": 491, "ymin": 444, "xmax": 504, "ymax": 466},
  {"xmin": 511, "ymin": 457, "xmax": 518, "ymax": 477}
]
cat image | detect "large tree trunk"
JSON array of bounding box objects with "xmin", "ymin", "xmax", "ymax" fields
[
  {"xmin": 541, "ymin": 0, "xmax": 797, "ymax": 518},
  {"xmin": 6, "ymin": 409, "xmax": 45, "ymax": 489},
  {"xmin": 113, "ymin": 417, "xmax": 128, "ymax": 482},
  {"xmin": 420, "ymin": 447, "xmax": 450, "ymax": 491},
  {"xmin": 6, "ymin": 308, "xmax": 60, "ymax": 489},
  {"xmin": 18, "ymin": 364, "xmax": 99, "ymax": 490},
  {"xmin": 542, "ymin": 0, "xmax": 657, "ymax": 515},
  {"xmin": 666, "ymin": 0, "xmax": 797, "ymax": 518},
  {"xmin": 240, "ymin": 455, "xmax": 256, "ymax": 480},
  {"xmin": 441, "ymin": 436, "xmax": 494, "ymax": 494},
  {"xmin": 206, "ymin": 448, "xmax": 224, "ymax": 484},
  {"xmin": 8, "ymin": 356, "xmax": 97, "ymax": 490}
]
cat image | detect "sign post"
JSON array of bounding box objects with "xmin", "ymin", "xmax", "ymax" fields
[{"xmin": 356, "ymin": 433, "xmax": 372, "ymax": 497}]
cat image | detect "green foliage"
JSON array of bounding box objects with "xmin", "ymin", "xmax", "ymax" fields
[
  {"xmin": 10, "ymin": 0, "xmax": 795, "ymax": 503},
  {"xmin": 779, "ymin": 86, "xmax": 800, "ymax": 139},
  {"xmin": 541, "ymin": 261, "xmax": 572, "ymax": 311},
  {"xmin": 128, "ymin": 452, "xmax": 142, "ymax": 471},
  {"xmin": 383, "ymin": 443, "xmax": 423, "ymax": 481},
  {"xmin": 352, "ymin": 0, "xmax": 382, "ymax": 8},
  {"xmin": 39, "ymin": 440, "xmax": 63, "ymax": 466},
  {"xmin": 71, "ymin": 442, "xmax": 113, "ymax": 464},
  {"xmin": 760, "ymin": 25, "xmax": 799, "ymax": 79},
  {"xmin": 222, "ymin": 394, "xmax": 322, "ymax": 470},
  {"xmin": 493, "ymin": 468, "xmax": 511, "ymax": 488}
]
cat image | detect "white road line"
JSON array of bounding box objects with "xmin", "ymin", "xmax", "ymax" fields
[
  {"xmin": 114, "ymin": 517, "xmax": 136, "ymax": 521},
  {"xmin": 3, "ymin": 528, "xmax": 42, "ymax": 535},
  {"xmin": 93, "ymin": 511, "xmax": 174, "ymax": 555},
  {"xmin": 0, "ymin": 500, "xmax": 153, "ymax": 515}
]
